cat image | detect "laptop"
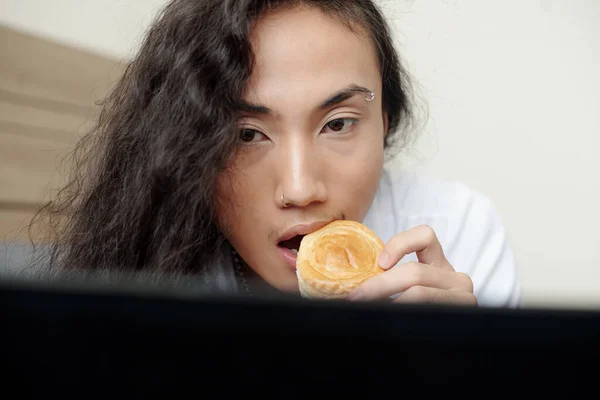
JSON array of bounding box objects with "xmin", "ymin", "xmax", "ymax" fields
[{"xmin": 1, "ymin": 275, "xmax": 599, "ymax": 397}]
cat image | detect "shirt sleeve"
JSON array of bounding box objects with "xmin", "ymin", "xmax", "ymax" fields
[{"xmin": 444, "ymin": 186, "xmax": 524, "ymax": 308}]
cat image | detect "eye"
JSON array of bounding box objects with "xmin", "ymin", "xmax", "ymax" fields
[
  {"xmin": 321, "ymin": 118, "xmax": 358, "ymax": 135},
  {"xmin": 239, "ymin": 128, "xmax": 267, "ymax": 143}
]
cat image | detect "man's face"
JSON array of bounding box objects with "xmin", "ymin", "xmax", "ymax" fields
[{"xmin": 216, "ymin": 5, "xmax": 387, "ymax": 293}]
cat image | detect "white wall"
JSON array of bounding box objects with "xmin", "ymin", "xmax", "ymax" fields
[
  {"xmin": 0, "ymin": 0, "xmax": 166, "ymax": 60},
  {"xmin": 1, "ymin": 0, "xmax": 599, "ymax": 309},
  {"xmin": 384, "ymin": 0, "xmax": 600, "ymax": 309}
]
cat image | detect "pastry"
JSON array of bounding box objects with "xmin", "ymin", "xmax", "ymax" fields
[{"xmin": 296, "ymin": 220, "xmax": 385, "ymax": 299}]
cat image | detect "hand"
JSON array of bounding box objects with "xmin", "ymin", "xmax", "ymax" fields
[{"xmin": 347, "ymin": 225, "xmax": 477, "ymax": 306}]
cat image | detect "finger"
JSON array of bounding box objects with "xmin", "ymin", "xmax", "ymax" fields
[
  {"xmin": 378, "ymin": 225, "xmax": 450, "ymax": 270},
  {"xmin": 347, "ymin": 262, "xmax": 468, "ymax": 301},
  {"xmin": 392, "ymin": 286, "xmax": 478, "ymax": 306}
]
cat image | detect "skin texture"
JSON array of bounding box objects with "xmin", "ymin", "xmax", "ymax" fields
[{"xmin": 216, "ymin": 5, "xmax": 476, "ymax": 305}]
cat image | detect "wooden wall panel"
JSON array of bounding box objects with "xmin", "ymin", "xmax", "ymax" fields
[
  {"xmin": 0, "ymin": 131, "xmax": 73, "ymax": 205},
  {"xmin": 0, "ymin": 25, "xmax": 126, "ymax": 109},
  {"xmin": 0, "ymin": 209, "xmax": 37, "ymax": 243},
  {"xmin": 0, "ymin": 25, "xmax": 126, "ymax": 243},
  {"xmin": 0, "ymin": 101, "xmax": 89, "ymax": 142}
]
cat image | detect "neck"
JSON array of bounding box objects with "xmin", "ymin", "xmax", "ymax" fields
[{"xmin": 233, "ymin": 253, "xmax": 282, "ymax": 298}]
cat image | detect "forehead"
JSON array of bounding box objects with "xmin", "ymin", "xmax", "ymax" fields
[{"xmin": 245, "ymin": 5, "xmax": 381, "ymax": 108}]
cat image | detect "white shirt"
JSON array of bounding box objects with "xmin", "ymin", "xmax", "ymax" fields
[{"xmin": 362, "ymin": 165, "xmax": 523, "ymax": 308}]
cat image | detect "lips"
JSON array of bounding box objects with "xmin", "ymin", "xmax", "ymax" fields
[
  {"xmin": 278, "ymin": 235, "xmax": 304, "ymax": 253},
  {"xmin": 277, "ymin": 221, "xmax": 331, "ymax": 244},
  {"xmin": 276, "ymin": 221, "xmax": 332, "ymax": 270},
  {"xmin": 277, "ymin": 233, "xmax": 306, "ymax": 271}
]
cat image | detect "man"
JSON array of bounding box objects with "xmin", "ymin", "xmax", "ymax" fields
[{"xmin": 36, "ymin": 0, "xmax": 522, "ymax": 307}]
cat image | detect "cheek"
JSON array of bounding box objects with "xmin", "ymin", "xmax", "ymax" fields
[
  {"xmin": 344, "ymin": 149, "xmax": 383, "ymax": 217},
  {"xmin": 215, "ymin": 169, "xmax": 258, "ymax": 244},
  {"xmin": 215, "ymin": 164, "xmax": 275, "ymax": 258},
  {"xmin": 322, "ymin": 131, "xmax": 385, "ymax": 220}
]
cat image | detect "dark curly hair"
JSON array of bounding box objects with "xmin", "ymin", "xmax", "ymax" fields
[{"xmin": 33, "ymin": 0, "xmax": 417, "ymax": 285}]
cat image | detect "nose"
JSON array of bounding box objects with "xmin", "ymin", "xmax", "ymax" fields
[{"xmin": 277, "ymin": 137, "xmax": 327, "ymax": 208}]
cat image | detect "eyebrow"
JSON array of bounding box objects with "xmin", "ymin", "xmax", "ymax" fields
[
  {"xmin": 318, "ymin": 84, "xmax": 373, "ymax": 109},
  {"xmin": 237, "ymin": 84, "xmax": 373, "ymax": 116}
]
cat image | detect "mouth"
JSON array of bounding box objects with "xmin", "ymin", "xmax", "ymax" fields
[
  {"xmin": 277, "ymin": 234, "xmax": 305, "ymax": 271},
  {"xmin": 278, "ymin": 234, "xmax": 306, "ymax": 255},
  {"xmin": 276, "ymin": 220, "xmax": 332, "ymax": 270}
]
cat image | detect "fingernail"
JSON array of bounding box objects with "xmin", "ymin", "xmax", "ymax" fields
[{"xmin": 377, "ymin": 251, "xmax": 390, "ymax": 269}]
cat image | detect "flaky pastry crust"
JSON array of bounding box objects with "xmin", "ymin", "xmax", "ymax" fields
[{"xmin": 296, "ymin": 220, "xmax": 385, "ymax": 299}]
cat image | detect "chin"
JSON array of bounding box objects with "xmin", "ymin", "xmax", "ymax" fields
[
  {"xmin": 264, "ymin": 274, "xmax": 300, "ymax": 294},
  {"xmin": 274, "ymin": 278, "xmax": 301, "ymax": 293}
]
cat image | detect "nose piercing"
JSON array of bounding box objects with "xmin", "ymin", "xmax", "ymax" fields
[
  {"xmin": 364, "ymin": 91, "xmax": 375, "ymax": 102},
  {"xmin": 281, "ymin": 194, "xmax": 289, "ymax": 208}
]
